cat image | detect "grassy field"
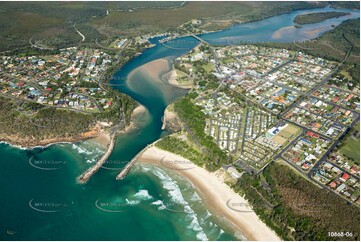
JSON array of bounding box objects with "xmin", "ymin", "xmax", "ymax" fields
[
  {"xmin": 272, "ymin": 124, "xmax": 301, "ymax": 146},
  {"xmin": 201, "ymin": 63, "xmax": 215, "ymax": 73},
  {"xmin": 339, "ymin": 136, "xmax": 360, "ymax": 164},
  {"xmin": 339, "ymin": 122, "xmax": 360, "ymax": 164},
  {"xmin": 175, "ymin": 69, "xmax": 188, "ymax": 78}
]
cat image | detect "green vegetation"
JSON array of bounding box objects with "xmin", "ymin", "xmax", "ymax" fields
[
  {"xmin": 201, "ymin": 63, "xmax": 214, "ymax": 73},
  {"xmin": 119, "ymin": 92, "xmax": 137, "ymax": 126},
  {"xmin": 0, "ymin": 87, "xmax": 136, "ymax": 144},
  {"xmin": 97, "ymin": 89, "xmax": 137, "ymax": 126},
  {"xmin": 339, "ymin": 138, "xmax": 360, "ymax": 165},
  {"xmin": 339, "ymin": 123, "xmax": 360, "ymax": 164},
  {"xmin": 255, "ymin": 18, "xmax": 360, "ymax": 81},
  {"xmin": 294, "ymin": 12, "xmax": 350, "ymax": 25},
  {"xmin": 0, "ymin": 96, "xmax": 96, "ymax": 142},
  {"xmin": 330, "ymin": 63, "xmax": 360, "ymax": 89},
  {"xmin": 93, "ymin": 1, "xmax": 328, "ymax": 34},
  {"xmin": 232, "ymin": 162, "xmax": 360, "ymax": 241},
  {"xmin": 0, "ymin": 2, "xmax": 102, "ymax": 51},
  {"xmin": 0, "ymin": 1, "xmax": 331, "ymax": 51},
  {"xmin": 3, "ymin": 47, "xmax": 60, "ymax": 57},
  {"xmin": 156, "ymin": 136, "xmax": 206, "ymax": 167},
  {"xmin": 329, "ymin": 1, "xmax": 360, "ymax": 10},
  {"xmin": 174, "ymin": 96, "xmax": 229, "ymax": 171}
]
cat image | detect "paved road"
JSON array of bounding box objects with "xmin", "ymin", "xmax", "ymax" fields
[
  {"xmin": 0, "ymin": 93, "xmax": 98, "ymax": 115},
  {"xmin": 188, "ymin": 31, "xmax": 359, "ymax": 205},
  {"xmin": 74, "ymin": 24, "xmax": 85, "ymax": 42}
]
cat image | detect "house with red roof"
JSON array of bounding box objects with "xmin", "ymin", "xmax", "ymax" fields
[
  {"xmin": 340, "ymin": 172, "xmax": 350, "ymax": 182},
  {"xmin": 17, "ymin": 81, "xmax": 25, "ymax": 87},
  {"xmin": 301, "ymin": 163, "xmax": 310, "ymax": 170},
  {"xmin": 306, "ymin": 131, "xmax": 319, "ymax": 138},
  {"xmin": 346, "ymin": 93, "xmax": 353, "ymax": 101},
  {"xmin": 350, "ymin": 166, "xmax": 359, "ymax": 174},
  {"xmin": 331, "ymin": 106, "xmax": 339, "ymax": 112},
  {"xmin": 329, "ymin": 181, "xmax": 337, "ymax": 188}
]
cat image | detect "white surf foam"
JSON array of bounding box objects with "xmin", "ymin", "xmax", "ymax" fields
[
  {"xmin": 71, "ymin": 143, "xmax": 93, "ymax": 155},
  {"xmin": 151, "ymin": 200, "xmax": 166, "ymax": 210},
  {"xmin": 134, "ymin": 189, "xmax": 153, "ymax": 200},
  {"xmin": 149, "ymin": 166, "xmax": 209, "ymax": 241}
]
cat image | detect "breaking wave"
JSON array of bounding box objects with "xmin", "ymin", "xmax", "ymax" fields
[
  {"xmin": 126, "ymin": 189, "xmax": 154, "ymax": 206},
  {"xmin": 149, "ymin": 166, "xmax": 208, "ymax": 241}
]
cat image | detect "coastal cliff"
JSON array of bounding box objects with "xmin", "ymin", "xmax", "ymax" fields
[{"xmin": 0, "ymin": 92, "xmax": 137, "ymax": 149}]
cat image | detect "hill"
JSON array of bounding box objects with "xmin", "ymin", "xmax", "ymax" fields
[{"xmin": 0, "ymin": 1, "xmax": 330, "ymax": 51}]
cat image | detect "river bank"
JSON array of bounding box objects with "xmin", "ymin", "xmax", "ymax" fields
[
  {"xmin": 129, "ymin": 57, "xmax": 193, "ymax": 89},
  {"xmin": 161, "ymin": 103, "xmax": 181, "ymax": 132},
  {"xmin": 117, "ymin": 104, "xmax": 147, "ymax": 135},
  {"xmin": 78, "ymin": 104, "xmax": 148, "ymax": 184},
  {"xmin": 161, "ymin": 68, "xmax": 193, "ymax": 89},
  {"xmin": 137, "ymin": 145, "xmax": 281, "ymax": 241}
]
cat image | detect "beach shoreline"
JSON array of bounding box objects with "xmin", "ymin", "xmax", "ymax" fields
[
  {"xmin": 161, "ymin": 104, "xmax": 181, "ymax": 132},
  {"xmin": 118, "ymin": 104, "xmax": 147, "ymax": 135},
  {"xmin": 127, "ymin": 58, "xmax": 171, "ymax": 88},
  {"xmin": 78, "ymin": 104, "xmax": 146, "ymax": 184},
  {"xmin": 0, "ymin": 127, "xmax": 100, "ymax": 150},
  {"xmin": 91, "ymin": 104, "xmax": 147, "ymax": 148},
  {"xmin": 129, "ymin": 57, "xmax": 192, "ymax": 90},
  {"xmin": 161, "ymin": 68, "xmax": 193, "ymax": 90},
  {"xmin": 136, "ymin": 145, "xmax": 281, "ymax": 241},
  {"xmin": 0, "ymin": 104, "xmax": 146, "ymax": 150}
]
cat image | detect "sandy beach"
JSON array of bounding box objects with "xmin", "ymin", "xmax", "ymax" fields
[
  {"xmin": 128, "ymin": 58, "xmax": 170, "ymax": 86},
  {"xmin": 90, "ymin": 130, "xmax": 110, "ymax": 147},
  {"xmin": 79, "ymin": 105, "xmax": 147, "ymax": 183},
  {"xmin": 137, "ymin": 146, "xmax": 281, "ymax": 241},
  {"xmin": 161, "ymin": 104, "xmax": 181, "ymax": 132},
  {"xmin": 302, "ymin": 26, "xmax": 328, "ymax": 39},
  {"xmin": 90, "ymin": 122, "xmax": 112, "ymax": 147},
  {"xmin": 91, "ymin": 104, "xmax": 146, "ymax": 147},
  {"xmin": 128, "ymin": 58, "xmax": 192, "ymax": 91},
  {"xmin": 272, "ymin": 25, "xmax": 295, "ymax": 40},
  {"xmin": 161, "ymin": 107, "xmax": 176, "ymax": 130},
  {"xmin": 162, "ymin": 69, "xmax": 193, "ymax": 89},
  {"xmin": 119, "ymin": 104, "xmax": 146, "ymax": 134}
]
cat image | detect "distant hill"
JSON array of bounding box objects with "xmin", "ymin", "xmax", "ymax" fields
[{"xmin": 0, "ymin": 1, "xmax": 329, "ymax": 51}]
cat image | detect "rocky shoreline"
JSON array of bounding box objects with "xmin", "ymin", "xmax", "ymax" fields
[
  {"xmin": 0, "ymin": 104, "xmax": 146, "ymax": 150},
  {"xmin": 0, "ymin": 128, "xmax": 100, "ymax": 149}
]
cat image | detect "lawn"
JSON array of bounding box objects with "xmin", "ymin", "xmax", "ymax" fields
[
  {"xmin": 201, "ymin": 63, "xmax": 215, "ymax": 73},
  {"xmin": 339, "ymin": 134, "xmax": 360, "ymax": 165},
  {"xmin": 175, "ymin": 69, "xmax": 188, "ymax": 78}
]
